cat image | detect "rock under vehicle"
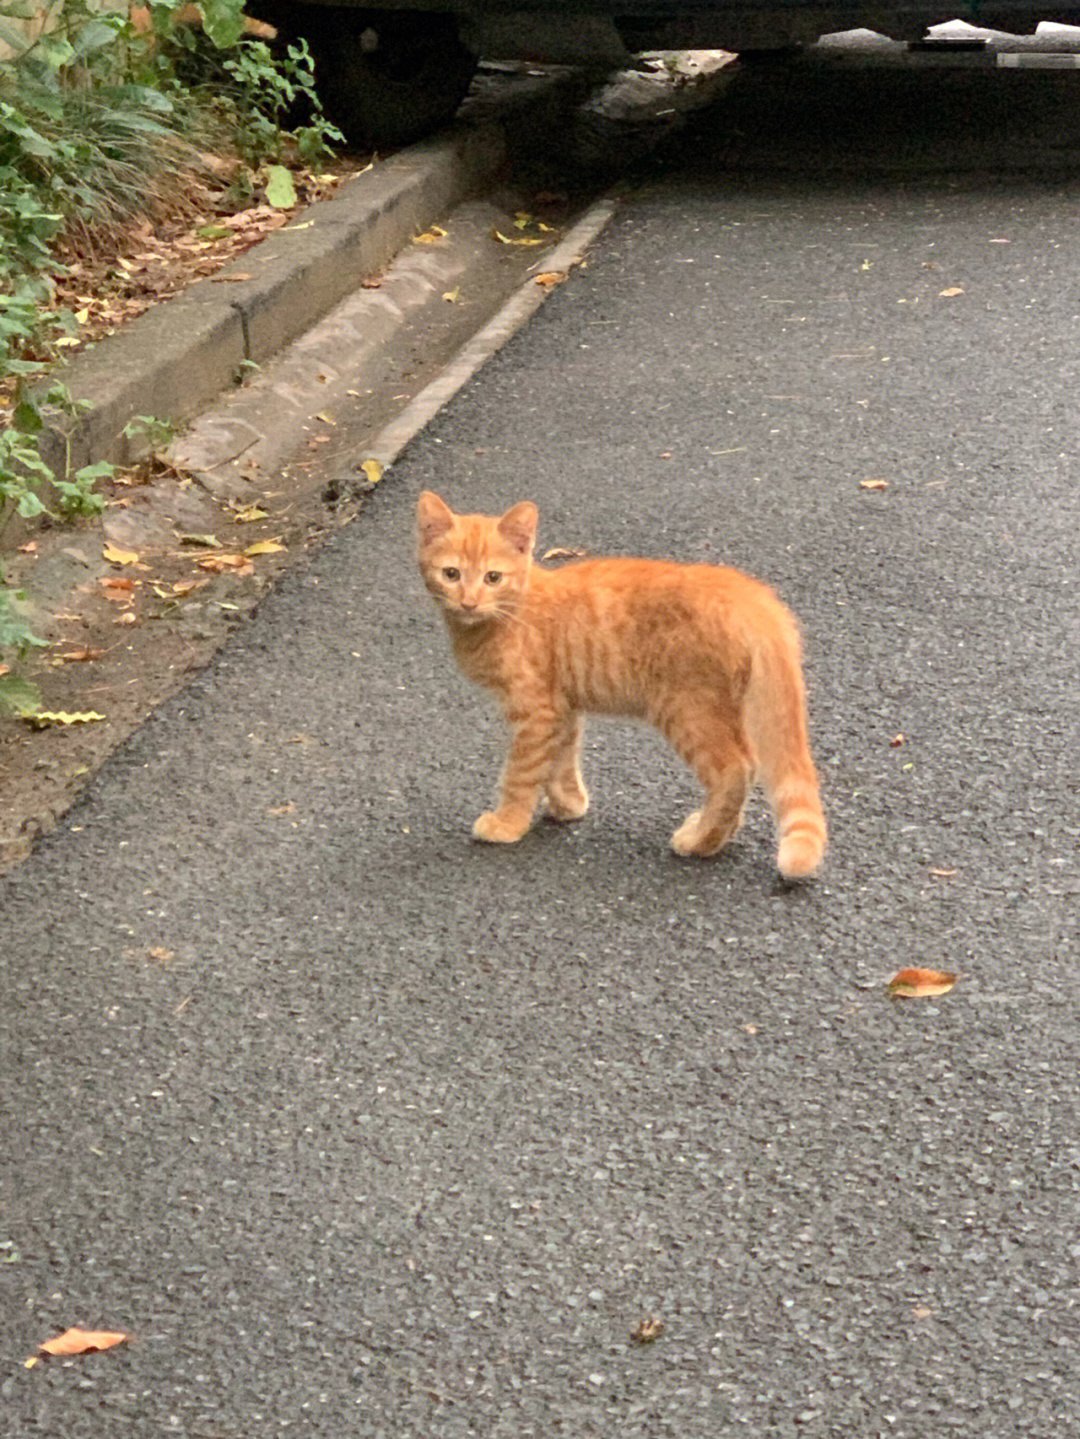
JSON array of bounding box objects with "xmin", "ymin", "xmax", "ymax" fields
[{"xmin": 242, "ymin": 0, "xmax": 1080, "ymax": 147}]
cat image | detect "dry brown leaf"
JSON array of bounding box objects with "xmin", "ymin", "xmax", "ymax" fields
[
  {"xmin": 860, "ymin": 478, "xmax": 889, "ymax": 491},
  {"xmin": 890, "ymin": 733, "xmax": 905, "ymax": 748},
  {"xmin": 26, "ymin": 1327, "xmax": 130, "ymax": 1366},
  {"xmin": 100, "ymin": 577, "xmax": 136, "ymax": 603},
  {"xmin": 534, "ymin": 271, "xmax": 568, "ymax": 289},
  {"xmin": 888, "ymin": 968, "xmax": 959, "ymax": 999},
  {"xmin": 631, "ymin": 1316, "xmax": 665, "ymax": 1344},
  {"xmin": 542, "ymin": 546, "xmax": 587, "ymax": 563},
  {"xmin": 56, "ymin": 647, "xmax": 105, "ymax": 663},
  {"xmin": 198, "ymin": 553, "xmax": 254, "ymax": 575}
]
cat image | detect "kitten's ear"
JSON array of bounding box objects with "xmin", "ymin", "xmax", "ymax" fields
[
  {"xmin": 417, "ymin": 490, "xmax": 455, "ymax": 546},
  {"xmin": 497, "ymin": 501, "xmax": 538, "ymax": 556}
]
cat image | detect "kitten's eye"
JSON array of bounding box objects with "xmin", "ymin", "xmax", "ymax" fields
[
  {"xmin": 442, "ymin": 567, "xmax": 461, "ymax": 582},
  {"xmin": 484, "ymin": 571, "xmax": 502, "ymax": 585}
]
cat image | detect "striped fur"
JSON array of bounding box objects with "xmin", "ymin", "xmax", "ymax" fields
[{"xmin": 417, "ymin": 492, "xmax": 826, "ymax": 880}]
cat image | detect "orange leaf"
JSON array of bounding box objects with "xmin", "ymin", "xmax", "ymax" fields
[
  {"xmin": 888, "ymin": 968, "xmax": 959, "ymax": 998},
  {"xmin": 26, "ymin": 1327, "xmax": 130, "ymax": 1366},
  {"xmin": 534, "ymin": 271, "xmax": 567, "ymax": 289},
  {"xmin": 197, "ymin": 553, "xmax": 253, "ymax": 575}
]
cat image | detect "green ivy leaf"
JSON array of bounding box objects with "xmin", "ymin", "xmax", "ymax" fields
[
  {"xmin": 0, "ymin": 674, "xmax": 42, "ymax": 718},
  {"xmin": 264, "ymin": 164, "xmax": 297, "ymax": 209}
]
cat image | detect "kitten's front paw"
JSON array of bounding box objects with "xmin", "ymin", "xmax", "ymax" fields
[{"xmin": 472, "ymin": 810, "xmax": 531, "ymax": 844}]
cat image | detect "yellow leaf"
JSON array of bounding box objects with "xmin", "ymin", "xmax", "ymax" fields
[
  {"xmin": 493, "ymin": 230, "xmax": 546, "ymax": 247},
  {"xmin": 442, "ymin": 288, "xmax": 460, "ymax": 303},
  {"xmin": 22, "ymin": 710, "xmax": 106, "ymax": 730},
  {"xmin": 359, "ymin": 458, "xmax": 383, "ymax": 486},
  {"xmin": 888, "ymin": 968, "xmax": 959, "ymax": 999},
  {"xmin": 244, "ymin": 538, "xmax": 286, "ymax": 557},
  {"xmin": 414, "ymin": 225, "xmax": 447, "ymax": 244},
  {"xmin": 103, "ymin": 543, "xmax": 139, "ymax": 567},
  {"xmin": 232, "ymin": 504, "xmax": 269, "ymax": 524}
]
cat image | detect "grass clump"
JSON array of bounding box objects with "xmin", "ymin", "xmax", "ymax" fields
[{"xmin": 0, "ymin": 0, "xmax": 341, "ymax": 714}]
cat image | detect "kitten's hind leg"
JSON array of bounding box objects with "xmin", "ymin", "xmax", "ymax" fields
[
  {"xmin": 545, "ymin": 714, "xmax": 589, "ymax": 822},
  {"xmin": 662, "ymin": 705, "xmax": 753, "ymax": 858}
]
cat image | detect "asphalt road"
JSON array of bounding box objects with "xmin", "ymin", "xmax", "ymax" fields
[{"xmin": 3, "ymin": 51, "xmax": 1080, "ymax": 1436}]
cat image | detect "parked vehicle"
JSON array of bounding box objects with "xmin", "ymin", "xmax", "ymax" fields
[{"xmin": 244, "ymin": 1, "xmax": 1080, "ymax": 147}]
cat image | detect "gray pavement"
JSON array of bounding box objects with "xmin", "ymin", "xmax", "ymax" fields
[{"xmin": 3, "ymin": 54, "xmax": 1080, "ymax": 1436}]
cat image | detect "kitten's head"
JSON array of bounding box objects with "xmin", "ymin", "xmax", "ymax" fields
[{"xmin": 417, "ymin": 491, "xmax": 537, "ymax": 625}]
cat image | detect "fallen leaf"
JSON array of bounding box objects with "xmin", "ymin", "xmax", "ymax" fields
[
  {"xmin": 890, "ymin": 733, "xmax": 905, "ymax": 747},
  {"xmin": 103, "ymin": 543, "xmax": 139, "ymax": 567},
  {"xmin": 359, "ymin": 458, "xmax": 383, "ymax": 486},
  {"xmin": 534, "ymin": 271, "xmax": 567, "ymax": 289},
  {"xmin": 928, "ymin": 867, "xmax": 958, "ymax": 878},
  {"xmin": 198, "ymin": 553, "xmax": 254, "ymax": 574},
  {"xmin": 542, "ymin": 546, "xmax": 587, "ymax": 562},
  {"xmin": 232, "ymin": 504, "xmax": 269, "ymax": 523},
  {"xmin": 22, "ymin": 710, "xmax": 106, "ymax": 730},
  {"xmin": 147, "ymin": 947, "xmax": 174, "ymax": 963},
  {"xmin": 178, "ymin": 533, "xmax": 221, "ymax": 548},
  {"xmin": 442, "ymin": 287, "xmax": 460, "ymax": 303},
  {"xmin": 17, "ymin": 540, "xmax": 38, "ymax": 554},
  {"xmin": 264, "ymin": 163, "xmax": 297, "ymax": 209},
  {"xmin": 56, "ymin": 648, "xmax": 105, "ymax": 663},
  {"xmin": 114, "ymin": 611, "xmax": 137, "ymax": 626},
  {"xmin": 939, "ymin": 287, "xmax": 965, "ymax": 297},
  {"xmin": 99, "ymin": 576, "xmax": 136, "ymax": 602},
  {"xmin": 244, "ymin": 538, "xmax": 286, "ymax": 556},
  {"xmin": 413, "ymin": 225, "xmax": 447, "ymax": 244},
  {"xmin": 860, "ymin": 478, "xmax": 889, "ymax": 491},
  {"xmin": 360, "ymin": 276, "xmax": 382, "ymax": 289},
  {"xmin": 631, "ymin": 1316, "xmax": 665, "ymax": 1344},
  {"xmin": 315, "ymin": 412, "xmax": 336, "ymax": 425},
  {"xmin": 26, "ymin": 1327, "xmax": 129, "ymax": 1366},
  {"xmin": 171, "ymin": 578, "xmax": 207, "ymax": 596},
  {"xmin": 888, "ymin": 968, "xmax": 959, "ymax": 999},
  {"xmin": 493, "ymin": 230, "xmax": 546, "ymax": 247}
]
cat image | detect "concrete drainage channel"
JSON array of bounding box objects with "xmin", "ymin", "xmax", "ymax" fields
[{"xmin": 0, "ymin": 55, "xmax": 737, "ymax": 873}]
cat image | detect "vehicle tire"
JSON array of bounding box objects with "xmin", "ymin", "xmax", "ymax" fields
[{"xmin": 297, "ymin": 10, "xmax": 478, "ymax": 149}]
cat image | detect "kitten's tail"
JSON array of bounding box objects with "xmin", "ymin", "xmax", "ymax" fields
[{"xmin": 746, "ymin": 623, "xmax": 827, "ymax": 881}]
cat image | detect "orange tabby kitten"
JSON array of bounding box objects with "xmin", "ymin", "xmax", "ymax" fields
[{"xmin": 417, "ymin": 491, "xmax": 826, "ymax": 879}]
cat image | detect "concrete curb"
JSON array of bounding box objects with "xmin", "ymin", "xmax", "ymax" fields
[{"xmin": 36, "ymin": 75, "xmax": 575, "ymax": 480}]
